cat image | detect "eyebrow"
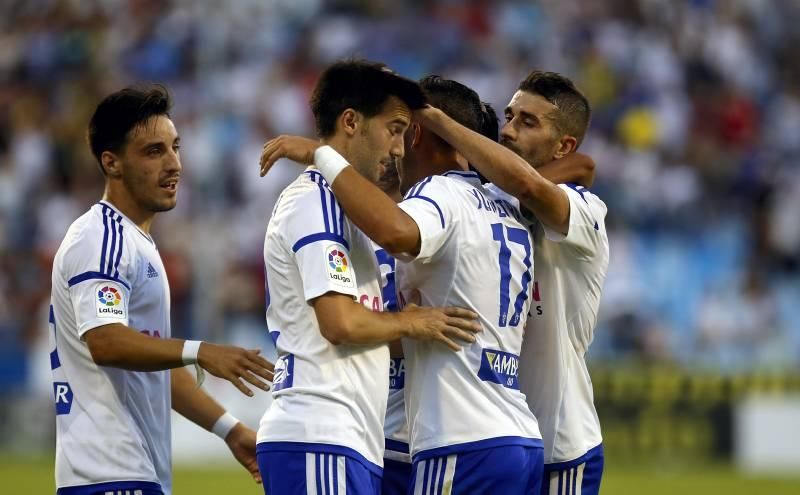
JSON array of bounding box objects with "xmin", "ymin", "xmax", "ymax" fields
[{"xmin": 139, "ymin": 136, "xmax": 180, "ymax": 149}]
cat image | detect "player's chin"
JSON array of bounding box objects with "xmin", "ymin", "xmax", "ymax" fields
[{"xmin": 150, "ymin": 195, "xmax": 178, "ymax": 212}]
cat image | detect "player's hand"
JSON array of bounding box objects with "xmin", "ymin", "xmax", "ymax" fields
[
  {"xmin": 197, "ymin": 343, "xmax": 274, "ymax": 396},
  {"xmin": 412, "ymin": 104, "xmax": 442, "ymax": 127},
  {"xmin": 401, "ymin": 290, "xmax": 481, "ymax": 351},
  {"xmin": 224, "ymin": 422, "xmax": 262, "ymax": 484},
  {"xmin": 259, "ymin": 135, "xmax": 320, "ymax": 177}
]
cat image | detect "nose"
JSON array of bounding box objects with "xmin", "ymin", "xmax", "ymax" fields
[
  {"xmin": 500, "ymin": 121, "xmax": 516, "ymax": 142},
  {"xmin": 165, "ymin": 147, "xmax": 182, "ymax": 173},
  {"xmin": 391, "ymin": 134, "xmax": 405, "ymax": 160}
]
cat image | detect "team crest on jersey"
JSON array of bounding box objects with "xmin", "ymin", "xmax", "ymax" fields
[
  {"xmin": 326, "ymin": 245, "xmax": 355, "ymax": 288},
  {"xmin": 272, "ymin": 353, "xmax": 295, "ymax": 391},
  {"xmin": 96, "ymin": 283, "xmax": 126, "ymax": 319}
]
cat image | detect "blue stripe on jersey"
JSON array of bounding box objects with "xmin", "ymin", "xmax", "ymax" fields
[
  {"xmin": 292, "ymin": 232, "xmax": 350, "ymax": 253},
  {"xmin": 67, "ymin": 271, "xmax": 131, "ymax": 291},
  {"xmin": 56, "ymin": 480, "xmax": 163, "ymax": 495},
  {"xmin": 442, "ymin": 170, "xmax": 479, "ymax": 179},
  {"xmin": 99, "ymin": 207, "xmax": 111, "ymax": 274},
  {"xmin": 405, "ymin": 176, "xmax": 433, "ymax": 199},
  {"xmin": 112, "ymin": 217, "xmax": 124, "ymax": 277},
  {"xmin": 316, "ymin": 174, "xmax": 332, "ymax": 234},
  {"xmin": 106, "ymin": 208, "xmax": 118, "ymax": 274},
  {"xmin": 403, "ymin": 195, "xmax": 445, "ymax": 228},
  {"xmin": 385, "ymin": 439, "xmax": 410, "ymax": 454},
  {"xmin": 413, "ymin": 436, "xmax": 543, "ymax": 462},
  {"xmin": 564, "ymin": 183, "xmax": 589, "ymax": 203}
]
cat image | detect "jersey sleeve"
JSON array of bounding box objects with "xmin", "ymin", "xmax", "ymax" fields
[
  {"xmin": 397, "ymin": 176, "xmax": 455, "ymax": 263},
  {"xmin": 541, "ymin": 184, "xmax": 608, "ymax": 258},
  {"xmin": 282, "ymin": 180, "xmax": 359, "ymax": 301},
  {"xmin": 61, "ymin": 218, "xmax": 133, "ymax": 338}
]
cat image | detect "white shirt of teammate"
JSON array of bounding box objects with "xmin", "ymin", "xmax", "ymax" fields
[
  {"xmin": 258, "ymin": 169, "xmax": 390, "ymax": 472},
  {"xmin": 395, "ymin": 171, "xmax": 542, "ymax": 459},
  {"xmin": 49, "ymin": 201, "xmax": 173, "ymax": 493},
  {"xmin": 505, "ymin": 183, "xmax": 610, "ymax": 464}
]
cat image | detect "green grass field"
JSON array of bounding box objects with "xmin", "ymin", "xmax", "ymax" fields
[{"xmin": 5, "ymin": 457, "xmax": 799, "ymax": 494}]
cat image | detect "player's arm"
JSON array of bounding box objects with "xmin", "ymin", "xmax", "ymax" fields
[
  {"xmin": 260, "ymin": 136, "xmax": 422, "ymax": 256},
  {"xmin": 171, "ymin": 367, "xmax": 261, "ymax": 483},
  {"xmin": 312, "ymin": 292, "xmax": 480, "ymax": 351},
  {"xmin": 83, "ymin": 323, "xmax": 274, "ymax": 396},
  {"xmin": 414, "ymin": 106, "xmax": 573, "ymax": 235}
]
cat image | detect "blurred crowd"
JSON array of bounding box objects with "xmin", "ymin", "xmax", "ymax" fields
[{"xmin": 1, "ymin": 0, "xmax": 799, "ymax": 395}]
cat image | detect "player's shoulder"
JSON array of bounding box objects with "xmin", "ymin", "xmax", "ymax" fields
[
  {"xmin": 54, "ymin": 203, "xmax": 131, "ymax": 277},
  {"xmin": 274, "ymin": 169, "xmax": 336, "ymax": 215},
  {"xmin": 560, "ymin": 183, "xmax": 607, "ymax": 216}
]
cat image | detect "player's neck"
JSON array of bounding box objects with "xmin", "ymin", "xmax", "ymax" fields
[
  {"xmin": 414, "ymin": 148, "xmax": 466, "ymax": 179},
  {"xmin": 102, "ymin": 186, "xmax": 156, "ymax": 233}
]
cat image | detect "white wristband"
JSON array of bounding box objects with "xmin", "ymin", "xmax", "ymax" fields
[
  {"xmin": 181, "ymin": 340, "xmax": 202, "ymax": 365},
  {"xmin": 314, "ymin": 145, "xmax": 350, "ymax": 185},
  {"xmin": 212, "ymin": 412, "xmax": 240, "ymax": 440}
]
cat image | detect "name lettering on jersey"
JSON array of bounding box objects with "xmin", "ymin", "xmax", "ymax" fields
[
  {"xmin": 532, "ymin": 281, "xmax": 543, "ymax": 316},
  {"xmin": 477, "ymin": 349, "xmax": 520, "ymax": 390},
  {"xmin": 140, "ymin": 329, "xmax": 162, "ymax": 338},
  {"xmin": 53, "ymin": 382, "xmax": 73, "ymax": 415},
  {"xmin": 103, "ymin": 491, "xmax": 144, "ymax": 495},
  {"xmin": 389, "ymin": 358, "xmax": 405, "ymax": 390},
  {"xmin": 95, "ymin": 282, "xmax": 126, "ymax": 319},
  {"xmin": 326, "ymin": 245, "xmax": 355, "ymax": 289},
  {"xmin": 272, "ymin": 353, "xmax": 295, "ymax": 391},
  {"xmin": 471, "ymin": 189, "xmax": 522, "ymax": 221},
  {"xmin": 359, "ymin": 294, "xmax": 382, "ymax": 312}
]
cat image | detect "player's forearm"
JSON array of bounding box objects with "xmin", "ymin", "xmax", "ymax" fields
[
  {"xmin": 314, "ymin": 294, "xmax": 410, "ymax": 345},
  {"xmin": 424, "ymin": 107, "xmax": 571, "ymax": 233},
  {"xmin": 538, "ymin": 153, "xmax": 596, "ymax": 188},
  {"xmin": 171, "ymin": 367, "xmax": 228, "ymax": 432},
  {"xmin": 85, "ymin": 323, "xmax": 187, "ymax": 371},
  {"xmin": 329, "ymin": 166, "xmax": 421, "ymax": 256}
]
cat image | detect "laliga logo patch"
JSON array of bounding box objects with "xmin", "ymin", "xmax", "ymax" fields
[
  {"xmin": 326, "ymin": 245, "xmax": 354, "ymax": 288},
  {"xmin": 96, "ymin": 283, "xmax": 126, "ymax": 319}
]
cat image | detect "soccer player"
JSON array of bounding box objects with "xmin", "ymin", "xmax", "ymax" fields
[
  {"xmin": 412, "ymin": 71, "xmax": 608, "ymax": 495},
  {"xmin": 49, "ymin": 86, "xmax": 276, "ymax": 495},
  {"xmin": 261, "ymin": 75, "xmax": 545, "ymax": 493},
  {"xmin": 255, "ymin": 61, "xmax": 481, "ymax": 495}
]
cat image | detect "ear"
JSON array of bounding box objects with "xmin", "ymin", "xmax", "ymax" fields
[
  {"xmin": 553, "ymin": 135, "xmax": 578, "ymax": 160},
  {"xmin": 101, "ymin": 151, "xmax": 123, "ymax": 178},
  {"xmin": 338, "ymin": 109, "xmax": 360, "ymax": 137},
  {"xmin": 409, "ymin": 123, "xmax": 422, "ymax": 149}
]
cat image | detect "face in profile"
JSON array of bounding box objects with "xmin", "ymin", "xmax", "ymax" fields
[
  {"xmin": 349, "ymin": 96, "xmax": 412, "ymax": 184},
  {"xmin": 116, "ymin": 115, "xmax": 182, "ymax": 213},
  {"xmin": 500, "ymin": 90, "xmax": 561, "ymax": 168}
]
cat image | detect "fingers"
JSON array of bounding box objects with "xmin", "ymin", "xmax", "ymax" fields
[
  {"xmin": 260, "ymin": 139, "xmax": 283, "ymax": 176},
  {"xmin": 442, "ymin": 306, "xmax": 479, "ymax": 320},
  {"xmin": 442, "ymin": 326, "xmax": 478, "ymax": 344},
  {"xmin": 434, "ymin": 334, "xmax": 461, "ymax": 352},
  {"xmin": 247, "ymin": 350, "xmax": 275, "ymax": 373},
  {"xmin": 445, "ymin": 316, "xmax": 482, "ymax": 334},
  {"xmin": 238, "ymin": 369, "xmax": 271, "ymax": 392},
  {"xmin": 227, "ymin": 376, "xmax": 254, "ymax": 397}
]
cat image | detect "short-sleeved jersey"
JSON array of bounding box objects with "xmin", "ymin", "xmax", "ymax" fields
[
  {"xmin": 396, "ymin": 171, "xmax": 542, "ymax": 460},
  {"xmin": 495, "ymin": 183, "xmax": 609, "ymax": 465},
  {"xmin": 257, "ymin": 169, "xmax": 390, "ymax": 473},
  {"xmin": 49, "ymin": 201, "xmax": 172, "ymax": 493}
]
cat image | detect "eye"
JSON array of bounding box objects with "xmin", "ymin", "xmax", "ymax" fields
[
  {"xmin": 504, "ymin": 114, "xmax": 513, "ymax": 123},
  {"xmin": 173, "ymin": 144, "xmax": 181, "ymax": 152},
  {"xmin": 148, "ymin": 147, "xmax": 162, "ymax": 156},
  {"xmin": 523, "ymin": 119, "xmax": 537, "ymax": 128}
]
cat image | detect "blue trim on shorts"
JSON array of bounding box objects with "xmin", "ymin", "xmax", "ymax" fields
[
  {"xmin": 257, "ymin": 441, "xmax": 383, "ymax": 476},
  {"xmin": 413, "ymin": 436, "xmax": 543, "ymax": 462},
  {"xmin": 385, "ymin": 439, "xmax": 409, "ymax": 454},
  {"xmin": 56, "ymin": 480, "xmax": 163, "ymax": 494}
]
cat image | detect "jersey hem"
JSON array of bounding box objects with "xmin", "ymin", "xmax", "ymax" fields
[
  {"xmin": 413, "ymin": 435, "xmax": 543, "ymax": 462},
  {"xmin": 56, "ymin": 479, "xmax": 162, "ymax": 494},
  {"xmin": 544, "ymin": 443, "xmax": 604, "ymax": 470},
  {"xmin": 257, "ymin": 441, "xmax": 383, "ymax": 476}
]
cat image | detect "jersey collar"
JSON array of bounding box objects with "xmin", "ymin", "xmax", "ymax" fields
[
  {"xmin": 97, "ymin": 200, "xmax": 155, "ymax": 244},
  {"xmin": 441, "ymin": 170, "xmax": 482, "ymax": 186}
]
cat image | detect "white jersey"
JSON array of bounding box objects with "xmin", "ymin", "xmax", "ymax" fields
[
  {"xmin": 397, "ymin": 171, "xmax": 541, "ymax": 459},
  {"xmin": 506, "ymin": 183, "xmax": 610, "ymax": 465},
  {"xmin": 49, "ymin": 201, "xmax": 172, "ymax": 493},
  {"xmin": 258, "ymin": 169, "xmax": 390, "ymax": 473}
]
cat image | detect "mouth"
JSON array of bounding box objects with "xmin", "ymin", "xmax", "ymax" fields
[{"xmin": 159, "ymin": 177, "xmax": 179, "ymax": 193}]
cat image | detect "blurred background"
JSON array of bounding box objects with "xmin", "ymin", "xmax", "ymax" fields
[{"xmin": 1, "ymin": 0, "xmax": 799, "ymax": 493}]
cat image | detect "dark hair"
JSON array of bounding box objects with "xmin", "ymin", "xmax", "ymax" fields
[
  {"xmin": 479, "ymin": 101, "xmax": 499, "ymax": 141},
  {"xmin": 419, "ymin": 75, "xmax": 483, "ymax": 134},
  {"xmin": 310, "ymin": 59, "xmax": 426, "ymax": 138},
  {"xmin": 87, "ymin": 85, "xmax": 172, "ymax": 174},
  {"xmin": 518, "ymin": 71, "xmax": 591, "ymax": 147}
]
